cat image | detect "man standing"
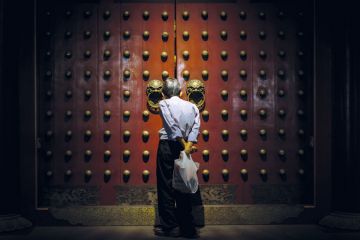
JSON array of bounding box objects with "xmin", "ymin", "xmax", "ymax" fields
[{"xmin": 154, "ymin": 77, "xmax": 200, "ymax": 238}]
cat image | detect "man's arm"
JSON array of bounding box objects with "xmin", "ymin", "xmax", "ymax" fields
[
  {"xmin": 180, "ymin": 106, "xmax": 200, "ymax": 155},
  {"xmin": 187, "ymin": 106, "xmax": 200, "ymax": 144}
]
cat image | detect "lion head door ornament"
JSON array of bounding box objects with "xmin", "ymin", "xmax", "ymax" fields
[
  {"xmin": 146, "ymin": 79, "xmax": 164, "ymax": 113},
  {"xmin": 186, "ymin": 79, "xmax": 206, "ymax": 111}
]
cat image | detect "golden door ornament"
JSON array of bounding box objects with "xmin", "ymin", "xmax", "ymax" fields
[
  {"xmin": 146, "ymin": 79, "xmax": 164, "ymax": 113},
  {"xmin": 186, "ymin": 79, "xmax": 206, "ymax": 111}
]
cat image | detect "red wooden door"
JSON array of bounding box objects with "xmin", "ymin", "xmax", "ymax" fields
[{"xmin": 36, "ymin": 0, "xmax": 313, "ymax": 207}]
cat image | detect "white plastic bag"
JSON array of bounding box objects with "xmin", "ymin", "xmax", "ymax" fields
[{"xmin": 172, "ymin": 151, "xmax": 200, "ymax": 194}]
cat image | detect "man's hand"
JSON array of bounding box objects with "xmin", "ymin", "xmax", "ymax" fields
[
  {"xmin": 184, "ymin": 141, "xmax": 193, "ymax": 155},
  {"xmin": 176, "ymin": 137, "xmax": 187, "ymax": 149},
  {"xmin": 176, "ymin": 137, "xmax": 196, "ymax": 155}
]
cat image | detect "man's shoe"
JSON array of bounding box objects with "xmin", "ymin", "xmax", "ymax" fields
[
  {"xmin": 181, "ymin": 228, "xmax": 200, "ymax": 239},
  {"xmin": 154, "ymin": 226, "xmax": 181, "ymax": 237}
]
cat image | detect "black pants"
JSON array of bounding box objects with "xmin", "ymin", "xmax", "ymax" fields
[{"xmin": 156, "ymin": 139, "xmax": 195, "ymax": 232}]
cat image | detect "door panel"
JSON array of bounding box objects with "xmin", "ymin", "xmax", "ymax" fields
[
  {"xmin": 176, "ymin": 0, "xmax": 313, "ymax": 204},
  {"xmin": 36, "ymin": 0, "xmax": 313, "ymax": 207}
]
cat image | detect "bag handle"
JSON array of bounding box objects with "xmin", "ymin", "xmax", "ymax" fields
[{"xmin": 180, "ymin": 150, "xmax": 191, "ymax": 160}]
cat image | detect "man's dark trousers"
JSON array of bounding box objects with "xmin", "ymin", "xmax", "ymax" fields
[{"xmin": 156, "ymin": 139, "xmax": 195, "ymax": 233}]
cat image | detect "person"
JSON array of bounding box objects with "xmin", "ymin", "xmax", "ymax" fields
[{"xmin": 154, "ymin": 77, "xmax": 201, "ymax": 238}]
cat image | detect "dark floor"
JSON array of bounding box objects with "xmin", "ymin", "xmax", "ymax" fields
[{"xmin": 1, "ymin": 225, "xmax": 360, "ymax": 240}]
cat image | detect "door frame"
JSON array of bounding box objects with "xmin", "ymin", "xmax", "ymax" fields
[{"xmin": 17, "ymin": 0, "xmax": 332, "ymax": 224}]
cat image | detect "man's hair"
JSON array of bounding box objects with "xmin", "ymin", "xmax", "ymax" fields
[{"xmin": 162, "ymin": 77, "xmax": 181, "ymax": 98}]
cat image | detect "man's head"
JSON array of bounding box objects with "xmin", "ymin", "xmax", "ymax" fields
[{"xmin": 162, "ymin": 77, "xmax": 181, "ymax": 98}]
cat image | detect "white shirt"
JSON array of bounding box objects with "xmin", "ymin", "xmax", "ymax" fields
[{"xmin": 158, "ymin": 96, "xmax": 200, "ymax": 143}]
